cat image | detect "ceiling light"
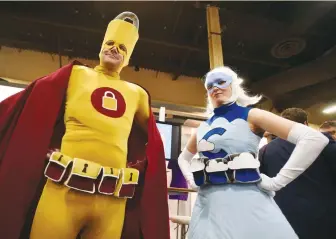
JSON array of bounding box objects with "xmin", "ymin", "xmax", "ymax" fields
[{"xmin": 322, "ymin": 104, "xmax": 336, "ymax": 114}]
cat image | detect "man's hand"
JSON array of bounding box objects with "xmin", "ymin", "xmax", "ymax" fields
[{"xmin": 46, "ymin": 148, "xmax": 60, "ymax": 158}]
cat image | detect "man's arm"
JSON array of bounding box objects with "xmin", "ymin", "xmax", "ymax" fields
[{"xmin": 134, "ymin": 86, "xmax": 150, "ymax": 134}]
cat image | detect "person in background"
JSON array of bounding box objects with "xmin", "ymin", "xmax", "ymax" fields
[
  {"xmin": 264, "ymin": 131, "xmax": 277, "ymax": 143},
  {"xmin": 319, "ymin": 120, "xmax": 336, "ymax": 140},
  {"xmin": 259, "ymin": 108, "xmax": 336, "ymax": 239}
]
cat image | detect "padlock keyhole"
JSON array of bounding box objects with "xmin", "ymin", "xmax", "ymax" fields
[
  {"xmin": 58, "ymin": 155, "xmax": 63, "ymax": 162},
  {"xmin": 82, "ymin": 164, "xmax": 89, "ymax": 173},
  {"xmin": 124, "ymin": 17, "xmax": 133, "ymax": 24},
  {"xmin": 129, "ymin": 173, "xmax": 133, "ymax": 181}
]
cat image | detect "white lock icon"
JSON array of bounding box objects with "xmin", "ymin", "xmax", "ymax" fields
[{"xmin": 102, "ymin": 91, "xmax": 118, "ymax": 111}]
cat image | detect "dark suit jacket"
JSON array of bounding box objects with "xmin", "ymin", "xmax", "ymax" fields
[{"xmin": 259, "ymin": 133, "xmax": 336, "ymax": 239}]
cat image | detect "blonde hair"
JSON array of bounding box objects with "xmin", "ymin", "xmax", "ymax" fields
[{"xmin": 204, "ymin": 66, "xmax": 262, "ymax": 114}]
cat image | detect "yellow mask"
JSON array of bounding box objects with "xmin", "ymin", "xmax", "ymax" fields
[{"xmin": 99, "ymin": 12, "xmax": 139, "ymax": 73}]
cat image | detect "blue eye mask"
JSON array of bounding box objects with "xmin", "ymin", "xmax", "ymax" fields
[{"xmin": 204, "ymin": 71, "xmax": 233, "ymax": 94}]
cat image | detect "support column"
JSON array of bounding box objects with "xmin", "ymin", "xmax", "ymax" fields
[{"xmin": 206, "ymin": 5, "xmax": 224, "ymax": 69}]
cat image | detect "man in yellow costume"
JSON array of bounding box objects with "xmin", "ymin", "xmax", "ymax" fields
[{"xmin": 0, "ymin": 12, "xmax": 170, "ymax": 239}]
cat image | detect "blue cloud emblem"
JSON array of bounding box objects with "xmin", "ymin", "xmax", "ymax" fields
[{"xmin": 200, "ymin": 127, "xmax": 228, "ymax": 159}]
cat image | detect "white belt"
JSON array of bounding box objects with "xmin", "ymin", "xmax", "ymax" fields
[{"xmin": 191, "ymin": 152, "xmax": 260, "ymax": 173}]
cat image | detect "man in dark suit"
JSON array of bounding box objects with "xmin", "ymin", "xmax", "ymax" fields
[
  {"xmin": 259, "ymin": 108, "xmax": 336, "ymax": 239},
  {"xmin": 320, "ymin": 120, "xmax": 336, "ymax": 140}
]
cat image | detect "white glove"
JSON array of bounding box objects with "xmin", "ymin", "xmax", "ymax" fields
[
  {"xmin": 178, "ymin": 148, "xmax": 199, "ymax": 190},
  {"xmin": 187, "ymin": 179, "xmax": 199, "ymax": 191},
  {"xmin": 257, "ymin": 174, "xmax": 276, "ymax": 197},
  {"xmin": 259, "ymin": 123, "xmax": 329, "ymax": 192}
]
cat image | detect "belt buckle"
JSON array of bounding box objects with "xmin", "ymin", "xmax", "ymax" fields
[
  {"xmin": 64, "ymin": 158, "xmax": 102, "ymax": 194},
  {"xmin": 98, "ymin": 167, "xmax": 121, "ymax": 195},
  {"xmin": 115, "ymin": 168, "xmax": 140, "ymax": 198},
  {"xmin": 44, "ymin": 152, "xmax": 73, "ymax": 183}
]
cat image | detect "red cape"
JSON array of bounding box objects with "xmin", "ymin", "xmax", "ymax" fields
[{"xmin": 0, "ymin": 61, "xmax": 170, "ymax": 239}]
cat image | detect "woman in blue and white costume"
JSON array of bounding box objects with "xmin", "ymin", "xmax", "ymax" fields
[{"xmin": 178, "ymin": 66, "xmax": 329, "ymax": 239}]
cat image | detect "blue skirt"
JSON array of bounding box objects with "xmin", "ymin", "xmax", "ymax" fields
[{"xmin": 188, "ymin": 184, "xmax": 298, "ymax": 239}]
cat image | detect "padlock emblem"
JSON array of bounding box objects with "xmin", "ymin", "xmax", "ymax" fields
[{"xmin": 102, "ymin": 91, "xmax": 118, "ymax": 111}]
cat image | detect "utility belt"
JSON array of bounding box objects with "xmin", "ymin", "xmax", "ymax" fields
[
  {"xmin": 44, "ymin": 152, "xmax": 139, "ymax": 198},
  {"xmin": 191, "ymin": 152, "xmax": 261, "ymax": 186}
]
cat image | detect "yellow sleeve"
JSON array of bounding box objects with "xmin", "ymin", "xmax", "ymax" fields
[{"xmin": 135, "ymin": 86, "xmax": 150, "ymax": 133}]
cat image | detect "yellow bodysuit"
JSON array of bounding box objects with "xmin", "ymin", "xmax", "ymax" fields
[{"xmin": 30, "ymin": 65, "xmax": 149, "ymax": 239}]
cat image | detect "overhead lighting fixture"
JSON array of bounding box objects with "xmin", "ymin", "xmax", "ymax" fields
[{"xmin": 322, "ymin": 104, "xmax": 336, "ymax": 114}]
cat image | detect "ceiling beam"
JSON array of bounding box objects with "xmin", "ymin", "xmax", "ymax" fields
[
  {"xmin": 173, "ymin": 24, "xmax": 205, "ymax": 81},
  {"xmin": 3, "ymin": 14, "xmax": 205, "ymax": 52},
  {"xmin": 288, "ymin": 3, "xmax": 336, "ymax": 35},
  {"xmin": 0, "ymin": 37, "xmax": 57, "ymax": 53},
  {"xmin": 0, "ymin": 14, "xmax": 205, "ymax": 68},
  {"xmin": 229, "ymin": 55, "xmax": 289, "ymax": 68},
  {"xmin": 273, "ymin": 77, "xmax": 336, "ymax": 111},
  {"xmin": 172, "ymin": 3, "xmax": 184, "ymax": 34},
  {"xmin": 1, "ymin": 14, "xmax": 289, "ymax": 69},
  {"xmin": 252, "ymin": 45, "xmax": 336, "ymax": 99}
]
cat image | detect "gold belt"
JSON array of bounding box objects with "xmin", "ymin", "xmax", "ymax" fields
[{"xmin": 44, "ymin": 152, "xmax": 139, "ymax": 198}]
